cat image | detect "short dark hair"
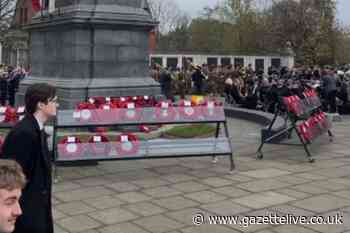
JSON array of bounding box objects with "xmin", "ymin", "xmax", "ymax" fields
[
  {"xmin": 0, "ymin": 159, "xmax": 26, "ymax": 190},
  {"xmin": 25, "ymin": 83, "xmax": 56, "ymax": 115}
]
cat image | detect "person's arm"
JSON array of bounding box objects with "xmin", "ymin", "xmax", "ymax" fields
[{"xmin": 2, "ymin": 131, "xmax": 35, "ymax": 179}]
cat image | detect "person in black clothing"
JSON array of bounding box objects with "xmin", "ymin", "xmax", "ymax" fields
[
  {"xmin": 191, "ymin": 66, "xmax": 206, "ymax": 95},
  {"xmin": 0, "ymin": 71, "xmax": 8, "ymax": 106},
  {"xmin": 7, "ymin": 68, "xmax": 21, "ymax": 107},
  {"xmin": 159, "ymin": 67, "xmax": 172, "ymax": 100},
  {"xmin": 2, "ymin": 83, "xmax": 58, "ymax": 233}
]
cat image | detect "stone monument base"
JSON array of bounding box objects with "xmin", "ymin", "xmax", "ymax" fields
[{"xmin": 17, "ymin": 76, "xmax": 160, "ymax": 108}]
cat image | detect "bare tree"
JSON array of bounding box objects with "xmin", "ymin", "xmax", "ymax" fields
[
  {"xmin": 148, "ymin": 0, "xmax": 188, "ymax": 34},
  {"xmin": 0, "ymin": 0, "xmax": 16, "ymax": 40}
]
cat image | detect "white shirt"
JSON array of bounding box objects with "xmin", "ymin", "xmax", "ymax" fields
[{"xmin": 34, "ymin": 115, "xmax": 44, "ymax": 130}]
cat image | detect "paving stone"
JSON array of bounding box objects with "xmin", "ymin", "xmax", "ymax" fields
[
  {"xmin": 56, "ymin": 201, "xmax": 96, "ymax": 216},
  {"xmin": 56, "ymin": 215, "xmax": 102, "ymax": 232},
  {"xmin": 240, "ymin": 168, "xmax": 291, "ymax": 179},
  {"xmin": 115, "ymin": 192, "xmax": 152, "ymax": 203},
  {"xmin": 99, "ymin": 222, "xmax": 150, "ymax": 233},
  {"xmin": 201, "ymin": 200, "xmax": 251, "ymax": 215},
  {"xmin": 310, "ymin": 180, "xmax": 348, "ymax": 191},
  {"xmin": 212, "ymin": 186, "xmax": 251, "ymax": 198},
  {"xmin": 304, "ymin": 211, "xmax": 350, "ymax": 233},
  {"xmin": 153, "ymin": 165, "xmax": 190, "ymax": 174},
  {"xmin": 165, "ymin": 208, "xmax": 210, "ymax": 226},
  {"xmin": 125, "ymin": 202, "xmax": 166, "ymax": 216},
  {"xmin": 274, "ymin": 225, "xmax": 319, "ymax": 233},
  {"xmin": 131, "ymin": 178, "xmax": 170, "ymax": 188},
  {"xmin": 232, "ymin": 192, "xmax": 296, "ymax": 209},
  {"xmin": 104, "ymin": 182, "xmax": 140, "ymax": 192},
  {"xmin": 294, "ymin": 172, "xmax": 328, "ymax": 181},
  {"xmin": 161, "ymin": 174, "xmax": 195, "ymax": 183},
  {"xmin": 143, "ymin": 186, "xmax": 183, "ymax": 198},
  {"xmin": 237, "ymin": 179, "xmax": 290, "ymax": 192},
  {"xmin": 54, "ymin": 224, "xmax": 69, "ymax": 233},
  {"xmin": 74, "ymin": 177, "xmax": 112, "ymax": 187},
  {"xmin": 310, "ymin": 166, "xmax": 350, "ymax": 178},
  {"xmin": 53, "ymin": 181, "xmax": 82, "ymax": 192},
  {"xmin": 332, "ymin": 190, "xmax": 350, "ymax": 200},
  {"xmin": 254, "ymin": 230, "xmax": 277, "ymax": 233},
  {"xmin": 201, "ymin": 177, "xmax": 234, "ymax": 187},
  {"xmin": 223, "ymin": 174, "xmax": 254, "ymax": 182},
  {"xmin": 171, "ymin": 181, "xmax": 211, "ymax": 193},
  {"xmin": 184, "ymin": 190, "xmax": 228, "ymax": 204},
  {"xmin": 268, "ymin": 204, "xmax": 315, "ymax": 216},
  {"xmin": 181, "ymin": 225, "xmax": 240, "ymax": 233},
  {"xmin": 88, "ymin": 207, "xmax": 138, "ymax": 224},
  {"xmin": 52, "ymin": 208, "xmax": 67, "ymax": 220},
  {"xmin": 274, "ymin": 188, "xmax": 312, "ymax": 199},
  {"xmin": 187, "ymin": 170, "xmax": 219, "ymax": 178},
  {"xmin": 275, "ymin": 175, "xmax": 310, "ymax": 185},
  {"xmin": 291, "ymin": 194, "xmax": 350, "ymax": 213},
  {"xmin": 54, "ymin": 186, "xmax": 113, "ymax": 202},
  {"xmin": 83, "ymin": 195, "xmax": 125, "ymax": 210},
  {"xmin": 134, "ymin": 215, "xmax": 184, "ymax": 233},
  {"xmin": 291, "ymin": 183, "xmax": 329, "ymax": 194},
  {"xmin": 152, "ymin": 196, "xmax": 199, "ymax": 210}
]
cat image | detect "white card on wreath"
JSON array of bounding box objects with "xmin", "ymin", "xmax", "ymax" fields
[
  {"xmin": 17, "ymin": 106, "xmax": 25, "ymax": 113},
  {"xmin": 184, "ymin": 101, "xmax": 191, "ymax": 107},
  {"xmin": 208, "ymin": 102, "xmax": 214, "ymax": 109},
  {"xmin": 0, "ymin": 107, "xmax": 6, "ymax": 113},
  {"xmin": 73, "ymin": 111, "xmax": 81, "ymax": 118},
  {"xmin": 67, "ymin": 137, "xmax": 76, "ymax": 143},
  {"xmin": 93, "ymin": 136, "xmax": 102, "ymax": 142},
  {"xmin": 103, "ymin": 105, "xmax": 110, "ymax": 110},
  {"xmin": 121, "ymin": 135, "xmax": 129, "ymax": 142},
  {"xmin": 106, "ymin": 97, "xmax": 111, "ymax": 102},
  {"xmin": 161, "ymin": 102, "xmax": 169, "ymax": 108},
  {"xmin": 127, "ymin": 103, "xmax": 135, "ymax": 109}
]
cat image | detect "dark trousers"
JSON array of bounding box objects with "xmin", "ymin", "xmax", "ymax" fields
[{"xmin": 326, "ymin": 90, "xmax": 337, "ymax": 113}]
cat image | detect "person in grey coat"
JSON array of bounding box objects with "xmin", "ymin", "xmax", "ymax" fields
[{"xmin": 322, "ymin": 66, "xmax": 338, "ymax": 113}]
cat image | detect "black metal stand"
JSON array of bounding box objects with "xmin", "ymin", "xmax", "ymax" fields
[{"xmin": 257, "ymin": 102, "xmax": 334, "ymax": 163}]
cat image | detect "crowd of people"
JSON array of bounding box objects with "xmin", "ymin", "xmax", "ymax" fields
[
  {"xmin": 151, "ymin": 63, "xmax": 350, "ymax": 114},
  {"xmin": 0, "ymin": 65, "xmax": 27, "ymax": 107}
]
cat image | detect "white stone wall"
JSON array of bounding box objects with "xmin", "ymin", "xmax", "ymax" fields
[{"xmin": 150, "ymin": 53, "xmax": 295, "ymax": 74}]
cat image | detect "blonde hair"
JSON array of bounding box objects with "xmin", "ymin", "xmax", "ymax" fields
[{"xmin": 0, "ymin": 160, "xmax": 26, "ymax": 190}]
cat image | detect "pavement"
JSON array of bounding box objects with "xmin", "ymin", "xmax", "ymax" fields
[{"xmin": 52, "ymin": 117, "xmax": 350, "ymax": 233}]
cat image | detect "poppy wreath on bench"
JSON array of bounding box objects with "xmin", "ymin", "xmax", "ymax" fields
[
  {"xmin": 87, "ymin": 134, "xmax": 112, "ymax": 156},
  {"xmin": 154, "ymin": 100, "xmax": 177, "ymax": 121},
  {"xmin": 120, "ymin": 102, "xmax": 142, "ymax": 121},
  {"xmin": 200, "ymin": 99, "xmax": 223, "ymax": 119},
  {"xmin": 58, "ymin": 136, "xmax": 84, "ymax": 158},
  {"xmin": 97, "ymin": 102, "xmax": 119, "ymax": 123},
  {"xmin": 4, "ymin": 107, "xmax": 18, "ymax": 123},
  {"xmin": 115, "ymin": 133, "xmax": 140, "ymax": 156},
  {"xmin": 74, "ymin": 102, "xmax": 98, "ymax": 123},
  {"xmin": 178, "ymin": 99, "xmax": 201, "ymax": 120}
]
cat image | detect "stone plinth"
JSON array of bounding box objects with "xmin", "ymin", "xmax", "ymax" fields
[{"xmin": 18, "ymin": 0, "xmax": 160, "ymax": 108}]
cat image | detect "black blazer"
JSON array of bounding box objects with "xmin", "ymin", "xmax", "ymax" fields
[{"xmin": 2, "ymin": 115, "xmax": 53, "ymax": 233}]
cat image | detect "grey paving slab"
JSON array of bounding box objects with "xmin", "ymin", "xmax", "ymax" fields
[
  {"xmin": 54, "ymin": 186, "xmax": 114, "ymax": 202},
  {"xmin": 232, "ymin": 192, "xmax": 296, "ymax": 209},
  {"xmin": 104, "ymin": 181, "xmax": 141, "ymax": 192},
  {"xmin": 237, "ymin": 179, "xmax": 291, "ymax": 192},
  {"xmin": 184, "ymin": 190, "xmax": 228, "ymax": 204},
  {"xmin": 151, "ymin": 196, "xmax": 199, "ymax": 211},
  {"xmin": 212, "ymin": 186, "xmax": 251, "ymax": 198},
  {"xmin": 161, "ymin": 174, "xmax": 195, "ymax": 183},
  {"xmin": 181, "ymin": 225, "xmax": 240, "ymax": 233},
  {"xmin": 165, "ymin": 208, "xmax": 210, "ymax": 226},
  {"xmin": 115, "ymin": 192, "xmax": 152, "ymax": 204},
  {"xmin": 303, "ymin": 211, "xmax": 350, "ymax": 233},
  {"xmin": 82, "ymin": 195, "xmax": 125, "ymax": 210},
  {"xmin": 200, "ymin": 200, "xmax": 251, "ymax": 215},
  {"xmin": 200, "ymin": 177, "xmax": 234, "ymax": 187},
  {"xmin": 131, "ymin": 178, "xmax": 170, "ymax": 188},
  {"xmin": 56, "ymin": 215, "xmax": 102, "ymax": 232},
  {"xmin": 125, "ymin": 202, "xmax": 167, "ymax": 216},
  {"xmin": 88, "ymin": 207, "xmax": 139, "ymax": 225},
  {"xmin": 274, "ymin": 188, "xmax": 312, "ymax": 199},
  {"xmin": 291, "ymin": 194, "xmax": 350, "ymax": 213},
  {"xmin": 240, "ymin": 168, "xmax": 291, "ymax": 179},
  {"xmin": 56, "ymin": 201, "xmax": 96, "ymax": 216},
  {"xmin": 142, "ymin": 186, "xmax": 183, "ymax": 198},
  {"xmin": 274, "ymin": 225, "xmax": 319, "ymax": 233},
  {"xmin": 133, "ymin": 215, "xmax": 185, "ymax": 233},
  {"xmin": 170, "ymin": 181, "xmax": 211, "ymax": 193},
  {"xmin": 99, "ymin": 222, "xmax": 150, "ymax": 233}
]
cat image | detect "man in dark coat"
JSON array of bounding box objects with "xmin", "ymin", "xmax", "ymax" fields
[
  {"xmin": 191, "ymin": 66, "xmax": 206, "ymax": 95},
  {"xmin": 2, "ymin": 83, "xmax": 58, "ymax": 233}
]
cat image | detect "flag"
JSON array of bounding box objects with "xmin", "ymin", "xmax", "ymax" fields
[
  {"xmin": 32, "ymin": 0, "xmax": 42, "ymax": 12},
  {"xmin": 49, "ymin": 0, "xmax": 55, "ymax": 13}
]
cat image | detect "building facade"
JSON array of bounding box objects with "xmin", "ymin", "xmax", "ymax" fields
[{"xmin": 150, "ymin": 52, "xmax": 294, "ymax": 74}]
